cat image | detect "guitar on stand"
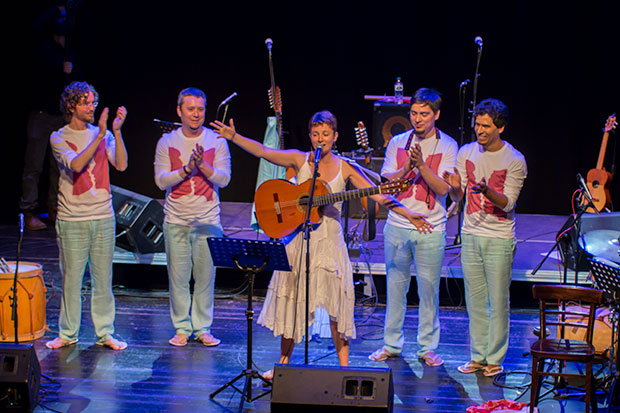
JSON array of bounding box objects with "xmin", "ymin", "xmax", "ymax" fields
[
  {"xmin": 265, "ymin": 38, "xmax": 294, "ymax": 181},
  {"xmin": 354, "ymin": 121, "xmax": 379, "ymax": 241},
  {"xmin": 581, "ymin": 113, "xmax": 617, "ymax": 213}
]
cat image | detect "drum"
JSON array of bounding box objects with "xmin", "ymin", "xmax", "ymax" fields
[{"xmin": 0, "ymin": 261, "xmax": 47, "ymax": 342}]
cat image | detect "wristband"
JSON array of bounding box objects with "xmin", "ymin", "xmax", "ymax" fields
[{"xmin": 183, "ymin": 165, "xmax": 190, "ymax": 175}]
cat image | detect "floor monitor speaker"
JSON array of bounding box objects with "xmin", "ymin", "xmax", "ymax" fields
[
  {"xmin": 271, "ymin": 364, "xmax": 393, "ymax": 412},
  {"xmin": 111, "ymin": 185, "xmax": 165, "ymax": 254},
  {"xmin": 0, "ymin": 344, "xmax": 40, "ymax": 411}
]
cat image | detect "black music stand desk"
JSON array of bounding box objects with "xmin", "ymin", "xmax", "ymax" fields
[{"xmin": 207, "ymin": 237, "xmax": 290, "ymax": 412}]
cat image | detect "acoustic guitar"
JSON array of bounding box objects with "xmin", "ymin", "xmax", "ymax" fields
[
  {"xmin": 354, "ymin": 121, "xmax": 380, "ymax": 217},
  {"xmin": 355, "ymin": 121, "xmax": 372, "ymax": 163},
  {"xmin": 582, "ymin": 114, "xmax": 616, "ymax": 213},
  {"xmin": 266, "ymin": 38, "xmax": 295, "ymax": 180},
  {"xmin": 254, "ymin": 177, "xmax": 412, "ymax": 239}
]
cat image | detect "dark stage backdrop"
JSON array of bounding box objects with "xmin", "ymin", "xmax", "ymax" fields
[{"xmin": 8, "ymin": 1, "xmax": 619, "ymax": 227}]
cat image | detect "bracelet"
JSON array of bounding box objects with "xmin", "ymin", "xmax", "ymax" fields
[{"xmin": 183, "ymin": 165, "xmax": 190, "ymax": 175}]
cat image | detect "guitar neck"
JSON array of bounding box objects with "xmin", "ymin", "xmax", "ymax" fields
[
  {"xmin": 595, "ymin": 131, "xmax": 610, "ymax": 170},
  {"xmin": 275, "ymin": 110, "xmax": 284, "ymax": 149},
  {"xmin": 315, "ymin": 186, "xmax": 385, "ymax": 206}
]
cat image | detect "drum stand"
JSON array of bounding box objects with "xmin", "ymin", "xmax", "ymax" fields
[
  {"xmin": 206, "ymin": 237, "xmax": 290, "ymax": 412},
  {"xmin": 588, "ymin": 257, "xmax": 620, "ymax": 410}
]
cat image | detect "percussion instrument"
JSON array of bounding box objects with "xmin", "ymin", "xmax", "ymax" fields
[{"xmin": 0, "ymin": 261, "xmax": 47, "ymax": 342}]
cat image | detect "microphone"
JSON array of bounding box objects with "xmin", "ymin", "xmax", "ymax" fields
[
  {"xmin": 265, "ymin": 38, "xmax": 273, "ymax": 52},
  {"xmin": 475, "ymin": 36, "xmax": 483, "ymax": 48},
  {"xmin": 314, "ymin": 143, "xmax": 324, "ymax": 164},
  {"xmin": 576, "ymin": 173, "xmax": 597, "ymax": 212},
  {"xmin": 219, "ymin": 92, "xmax": 238, "ymax": 107},
  {"xmin": 18, "ymin": 213, "xmax": 24, "ymax": 235}
]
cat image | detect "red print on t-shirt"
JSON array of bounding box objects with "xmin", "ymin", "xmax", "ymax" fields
[
  {"xmin": 395, "ymin": 148, "xmax": 442, "ymax": 209},
  {"xmin": 169, "ymin": 147, "xmax": 216, "ymax": 202},
  {"xmin": 465, "ymin": 160, "xmax": 507, "ymax": 220},
  {"xmin": 486, "ymin": 169, "xmax": 508, "ymax": 220},
  {"xmin": 66, "ymin": 140, "xmax": 110, "ymax": 195}
]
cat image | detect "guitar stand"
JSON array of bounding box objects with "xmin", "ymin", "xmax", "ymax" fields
[{"xmin": 206, "ymin": 238, "xmax": 290, "ymax": 412}]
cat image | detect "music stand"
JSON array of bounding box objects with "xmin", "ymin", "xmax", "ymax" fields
[
  {"xmin": 207, "ymin": 237, "xmax": 290, "ymax": 412},
  {"xmin": 153, "ymin": 119, "xmax": 181, "ymax": 134},
  {"xmin": 588, "ymin": 257, "xmax": 620, "ymax": 409}
]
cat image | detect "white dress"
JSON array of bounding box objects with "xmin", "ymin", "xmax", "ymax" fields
[{"xmin": 257, "ymin": 155, "xmax": 356, "ymax": 343}]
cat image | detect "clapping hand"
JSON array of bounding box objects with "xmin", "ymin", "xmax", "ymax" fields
[
  {"xmin": 442, "ymin": 167, "xmax": 461, "ymax": 190},
  {"xmin": 191, "ymin": 144, "xmax": 204, "ymax": 165},
  {"xmin": 471, "ymin": 177, "xmax": 488, "ymax": 195},
  {"xmin": 112, "ymin": 106, "xmax": 128, "ymax": 132}
]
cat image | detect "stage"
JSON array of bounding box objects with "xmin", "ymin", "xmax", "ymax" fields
[
  {"xmin": 0, "ymin": 206, "xmax": 616, "ymax": 412},
  {"xmin": 113, "ymin": 202, "xmax": 590, "ymax": 284}
]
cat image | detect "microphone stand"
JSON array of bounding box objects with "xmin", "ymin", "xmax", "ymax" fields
[
  {"xmin": 532, "ymin": 189, "xmax": 596, "ymax": 284},
  {"xmin": 12, "ymin": 214, "xmax": 24, "ymax": 344},
  {"xmin": 216, "ymin": 103, "xmax": 230, "ymax": 123},
  {"xmin": 447, "ymin": 80, "xmax": 469, "ymax": 249},
  {"xmin": 470, "ymin": 42, "xmax": 483, "ymax": 141},
  {"xmin": 302, "ymin": 147, "xmax": 321, "ymax": 364}
]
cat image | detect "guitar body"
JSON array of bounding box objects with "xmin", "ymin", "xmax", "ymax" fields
[
  {"xmin": 585, "ymin": 167, "xmax": 612, "ymax": 212},
  {"xmin": 254, "ymin": 179, "xmax": 329, "ymax": 239}
]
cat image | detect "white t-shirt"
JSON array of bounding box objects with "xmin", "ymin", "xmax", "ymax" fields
[
  {"xmin": 381, "ymin": 129, "xmax": 458, "ymax": 231},
  {"xmin": 50, "ymin": 124, "xmax": 117, "ymax": 221},
  {"xmin": 457, "ymin": 140, "xmax": 527, "ymax": 239},
  {"xmin": 154, "ymin": 127, "xmax": 231, "ymax": 226}
]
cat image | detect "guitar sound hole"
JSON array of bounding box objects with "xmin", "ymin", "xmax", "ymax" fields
[{"xmin": 593, "ymin": 180, "xmax": 600, "ymax": 187}]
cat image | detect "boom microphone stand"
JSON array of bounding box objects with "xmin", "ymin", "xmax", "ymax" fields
[{"xmin": 447, "ymin": 36, "xmax": 483, "ymax": 250}]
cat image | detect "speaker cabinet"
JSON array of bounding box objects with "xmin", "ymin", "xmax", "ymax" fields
[
  {"xmin": 372, "ymin": 102, "xmax": 411, "ymax": 154},
  {"xmin": 111, "ymin": 185, "xmax": 165, "ymax": 254},
  {"xmin": 557, "ymin": 212, "xmax": 620, "ymax": 270},
  {"xmin": 342, "ymin": 156, "xmax": 387, "ymax": 220},
  {"xmin": 271, "ymin": 364, "xmax": 393, "ymax": 412},
  {"xmin": 0, "ymin": 344, "xmax": 40, "ymax": 411}
]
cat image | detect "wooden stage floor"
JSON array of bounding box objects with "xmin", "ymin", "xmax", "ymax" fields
[{"xmin": 0, "ymin": 205, "xmax": 615, "ymax": 412}]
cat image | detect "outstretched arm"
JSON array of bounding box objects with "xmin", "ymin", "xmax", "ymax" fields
[{"xmin": 210, "ymin": 119, "xmax": 305, "ymax": 171}]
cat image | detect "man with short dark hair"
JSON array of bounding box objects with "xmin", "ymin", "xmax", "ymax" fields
[
  {"xmin": 154, "ymin": 87, "xmax": 231, "ymax": 347},
  {"xmin": 369, "ymin": 88, "xmax": 457, "ymax": 366},
  {"xmin": 444, "ymin": 98, "xmax": 527, "ymax": 377}
]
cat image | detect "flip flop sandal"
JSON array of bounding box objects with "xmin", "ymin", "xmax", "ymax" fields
[
  {"xmin": 195, "ymin": 333, "xmax": 221, "ymax": 347},
  {"xmin": 168, "ymin": 334, "xmax": 188, "ymax": 347},
  {"xmin": 457, "ymin": 361, "xmax": 486, "ymax": 373},
  {"xmin": 368, "ymin": 347, "xmax": 398, "ymax": 361},
  {"xmin": 483, "ymin": 365, "xmax": 504, "ymax": 377},
  {"xmin": 419, "ymin": 351, "xmax": 444, "ymax": 367}
]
